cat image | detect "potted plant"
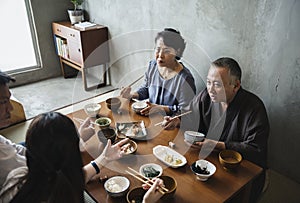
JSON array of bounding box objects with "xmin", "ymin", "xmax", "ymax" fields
[{"xmin": 68, "ymin": 0, "xmax": 84, "ymax": 25}]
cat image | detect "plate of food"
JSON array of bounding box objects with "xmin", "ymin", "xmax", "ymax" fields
[
  {"xmin": 153, "ymin": 145, "xmax": 187, "ymax": 168},
  {"xmin": 116, "ymin": 121, "xmax": 147, "ymax": 140}
]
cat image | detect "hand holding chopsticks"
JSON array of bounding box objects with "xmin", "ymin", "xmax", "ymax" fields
[
  {"xmin": 120, "ymin": 75, "xmax": 144, "ymax": 99},
  {"xmin": 125, "ymin": 167, "xmax": 168, "ymax": 195},
  {"xmin": 73, "ymin": 117, "xmax": 97, "ymax": 127},
  {"xmin": 154, "ymin": 110, "xmax": 192, "ymax": 127}
]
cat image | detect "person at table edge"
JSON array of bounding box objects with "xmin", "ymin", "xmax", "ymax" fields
[
  {"xmin": 0, "ymin": 71, "xmax": 164, "ymax": 203},
  {"xmin": 121, "ymin": 28, "xmax": 196, "ymax": 116},
  {"xmin": 162, "ymin": 57, "xmax": 269, "ymax": 202}
]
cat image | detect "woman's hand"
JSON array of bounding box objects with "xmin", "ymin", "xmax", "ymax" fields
[
  {"xmin": 142, "ymin": 178, "xmax": 165, "ymax": 203},
  {"xmin": 140, "ymin": 102, "xmax": 169, "ymax": 116},
  {"xmin": 120, "ymin": 86, "xmax": 132, "ymax": 99},
  {"xmin": 103, "ymin": 138, "xmax": 129, "ymax": 161},
  {"xmin": 78, "ymin": 117, "xmax": 95, "ymax": 142}
]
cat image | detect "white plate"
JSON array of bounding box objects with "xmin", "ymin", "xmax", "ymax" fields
[{"xmin": 153, "ymin": 145, "xmax": 187, "ymax": 168}]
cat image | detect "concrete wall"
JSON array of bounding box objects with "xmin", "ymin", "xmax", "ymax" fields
[{"xmin": 82, "ymin": 0, "xmax": 300, "ymax": 183}]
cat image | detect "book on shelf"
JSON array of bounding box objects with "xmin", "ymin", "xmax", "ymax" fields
[
  {"xmin": 74, "ymin": 22, "xmax": 98, "ymax": 30},
  {"xmin": 54, "ymin": 36, "xmax": 69, "ymax": 59}
]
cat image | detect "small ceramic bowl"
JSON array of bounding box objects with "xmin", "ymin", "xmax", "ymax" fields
[
  {"xmin": 120, "ymin": 139, "xmax": 138, "ymax": 155},
  {"xmin": 106, "ymin": 97, "xmax": 121, "ymax": 112},
  {"xmin": 160, "ymin": 175, "xmax": 177, "ymax": 200},
  {"xmin": 84, "ymin": 103, "xmax": 101, "ymax": 117},
  {"xmin": 126, "ymin": 187, "xmax": 146, "ymax": 203},
  {"xmin": 190, "ymin": 159, "xmax": 216, "ymax": 181},
  {"xmin": 95, "ymin": 117, "xmax": 111, "ymax": 129},
  {"xmin": 184, "ymin": 131, "xmax": 205, "ymax": 144},
  {"xmin": 139, "ymin": 163, "xmax": 163, "ymax": 178},
  {"xmin": 104, "ymin": 176, "xmax": 130, "ymax": 197},
  {"xmin": 97, "ymin": 127, "xmax": 116, "ymax": 144},
  {"xmin": 219, "ymin": 149, "xmax": 242, "ymax": 170},
  {"xmin": 131, "ymin": 101, "xmax": 148, "ymax": 114}
]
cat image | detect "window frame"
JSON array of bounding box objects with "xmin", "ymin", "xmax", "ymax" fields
[{"xmin": 5, "ymin": 0, "xmax": 42, "ymax": 75}]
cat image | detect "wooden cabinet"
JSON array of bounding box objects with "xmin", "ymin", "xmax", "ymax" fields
[{"xmin": 52, "ymin": 21, "xmax": 109, "ymax": 91}]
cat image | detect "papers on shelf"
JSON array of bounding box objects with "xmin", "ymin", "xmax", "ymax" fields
[{"xmin": 74, "ymin": 22, "xmax": 97, "ymax": 30}]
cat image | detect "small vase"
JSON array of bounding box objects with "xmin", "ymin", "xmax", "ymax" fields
[{"xmin": 68, "ymin": 9, "xmax": 84, "ymax": 24}]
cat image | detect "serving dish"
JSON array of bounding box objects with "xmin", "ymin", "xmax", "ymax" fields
[
  {"xmin": 184, "ymin": 131, "xmax": 205, "ymax": 144},
  {"xmin": 104, "ymin": 176, "xmax": 130, "ymax": 197},
  {"xmin": 219, "ymin": 149, "xmax": 242, "ymax": 170},
  {"xmin": 116, "ymin": 121, "xmax": 147, "ymax": 140},
  {"xmin": 84, "ymin": 103, "xmax": 101, "ymax": 117},
  {"xmin": 106, "ymin": 97, "xmax": 121, "ymax": 112},
  {"xmin": 190, "ymin": 159, "xmax": 216, "ymax": 181},
  {"xmin": 139, "ymin": 163, "xmax": 163, "ymax": 178},
  {"xmin": 95, "ymin": 117, "xmax": 111, "ymax": 129},
  {"xmin": 131, "ymin": 101, "xmax": 148, "ymax": 114},
  {"xmin": 126, "ymin": 187, "xmax": 146, "ymax": 203},
  {"xmin": 120, "ymin": 139, "xmax": 138, "ymax": 155},
  {"xmin": 153, "ymin": 145, "xmax": 187, "ymax": 168}
]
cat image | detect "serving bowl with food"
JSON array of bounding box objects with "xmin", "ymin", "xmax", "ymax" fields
[
  {"xmin": 219, "ymin": 149, "xmax": 242, "ymax": 170},
  {"xmin": 120, "ymin": 139, "xmax": 137, "ymax": 155},
  {"xmin": 106, "ymin": 97, "xmax": 121, "ymax": 112},
  {"xmin": 116, "ymin": 121, "xmax": 147, "ymax": 140},
  {"xmin": 139, "ymin": 163, "xmax": 163, "ymax": 178},
  {"xmin": 95, "ymin": 117, "xmax": 111, "ymax": 129},
  {"xmin": 97, "ymin": 127, "xmax": 116, "ymax": 144},
  {"xmin": 160, "ymin": 175, "xmax": 177, "ymax": 200},
  {"xmin": 126, "ymin": 187, "xmax": 146, "ymax": 203},
  {"xmin": 190, "ymin": 159, "xmax": 216, "ymax": 181},
  {"xmin": 131, "ymin": 101, "xmax": 148, "ymax": 114},
  {"xmin": 153, "ymin": 145, "xmax": 187, "ymax": 168},
  {"xmin": 84, "ymin": 103, "xmax": 101, "ymax": 117},
  {"xmin": 104, "ymin": 176, "xmax": 130, "ymax": 197},
  {"xmin": 184, "ymin": 131, "xmax": 205, "ymax": 144}
]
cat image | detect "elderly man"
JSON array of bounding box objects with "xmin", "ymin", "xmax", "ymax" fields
[
  {"xmin": 163, "ymin": 57, "xmax": 269, "ymax": 202},
  {"xmin": 0, "ymin": 72, "xmax": 26, "ymax": 188}
]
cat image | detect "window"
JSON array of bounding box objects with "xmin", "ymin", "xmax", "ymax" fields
[{"xmin": 0, "ymin": 0, "xmax": 40, "ymax": 73}]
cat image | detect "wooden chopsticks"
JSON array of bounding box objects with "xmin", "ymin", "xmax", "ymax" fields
[
  {"xmin": 154, "ymin": 110, "xmax": 192, "ymax": 126},
  {"xmin": 73, "ymin": 117, "xmax": 97, "ymax": 127},
  {"xmin": 125, "ymin": 167, "xmax": 168, "ymax": 194},
  {"xmin": 118, "ymin": 75, "xmax": 144, "ymax": 90},
  {"xmin": 128, "ymin": 75, "xmax": 144, "ymax": 87}
]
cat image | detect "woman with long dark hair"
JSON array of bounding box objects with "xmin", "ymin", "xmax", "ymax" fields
[{"xmin": 0, "ymin": 112, "xmax": 128, "ymax": 202}]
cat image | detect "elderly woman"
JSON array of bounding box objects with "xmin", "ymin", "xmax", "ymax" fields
[{"xmin": 121, "ymin": 28, "xmax": 196, "ymax": 116}]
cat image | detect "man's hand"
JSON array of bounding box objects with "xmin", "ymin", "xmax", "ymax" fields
[{"xmin": 186, "ymin": 138, "xmax": 225, "ymax": 151}]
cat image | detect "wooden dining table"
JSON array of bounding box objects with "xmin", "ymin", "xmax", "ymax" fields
[{"xmin": 68, "ymin": 97, "xmax": 263, "ymax": 203}]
